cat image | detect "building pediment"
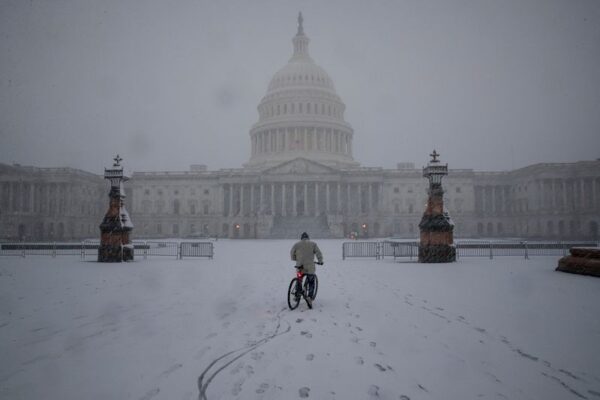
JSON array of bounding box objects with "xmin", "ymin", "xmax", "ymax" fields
[{"xmin": 262, "ymin": 158, "xmax": 339, "ymax": 175}]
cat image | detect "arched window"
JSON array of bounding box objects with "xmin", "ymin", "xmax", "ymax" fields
[
  {"xmin": 173, "ymin": 199, "xmax": 180, "ymax": 215},
  {"xmin": 306, "ymin": 103, "xmax": 311, "ymax": 114}
]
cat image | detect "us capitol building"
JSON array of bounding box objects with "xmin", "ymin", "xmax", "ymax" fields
[{"xmin": 1, "ymin": 15, "xmax": 599, "ymax": 241}]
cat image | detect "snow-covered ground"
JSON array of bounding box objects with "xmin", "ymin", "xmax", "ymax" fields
[{"xmin": 1, "ymin": 239, "xmax": 599, "ymax": 400}]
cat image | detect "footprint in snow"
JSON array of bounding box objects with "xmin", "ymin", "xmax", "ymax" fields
[
  {"xmin": 296, "ymin": 318, "xmax": 303, "ymax": 323},
  {"xmin": 306, "ymin": 354, "xmax": 314, "ymax": 361},
  {"xmin": 374, "ymin": 363, "xmax": 386, "ymax": 372},
  {"xmin": 355, "ymin": 356, "xmax": 364, "ymax": 365},
  {"xmin": 256, "ymin": 383, "xmax": 269, "ymax": 394},
  {"xmin": 230, "ymin": 362, "xmax": 244, "ymax": 375},
  {"xmin": 300, "ymin": 331, "xmax": 312, "ymax": 338},
  {"xmin": 369, "ymin": 341, "xmax": 377, "ymax": 348},
  {"xmin": 368, "ymin": 385, "xmax": 380, "ymax": 398},
  {"xmin": 299, "ymin": 387, "xmax": 310, "ymax": 398},
  {"xmin": 250, "ymin": 351, "xmax": 264, "ymax": 361},
  {"xmin": 231, "ymin": 379, "xmax": 244, "ymax": 396}
]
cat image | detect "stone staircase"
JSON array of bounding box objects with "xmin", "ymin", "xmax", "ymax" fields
[{"xmin": 269, "ymin": 215, "xmax": 332, "ymax": 239}]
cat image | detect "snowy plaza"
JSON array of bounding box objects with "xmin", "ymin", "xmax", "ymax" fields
[{"xmin": 1, "ymin": 239, "xmax": 600, "ymax": 400}]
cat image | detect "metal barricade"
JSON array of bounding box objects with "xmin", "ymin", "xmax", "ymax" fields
[
  {"xmin": 180, "ymin": 242, "xmax": 214, "ymax": 259},
  {"xmin": 342, "ymin": 242, "xmax": 380, "ymax": 260}
]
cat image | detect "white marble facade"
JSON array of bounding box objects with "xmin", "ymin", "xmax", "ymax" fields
[{"xmin": 1, "ymin": 16, "xmax": 599, "ymax": 240}]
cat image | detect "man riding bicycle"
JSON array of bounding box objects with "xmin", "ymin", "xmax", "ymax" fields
[{"xmin": 290, "ymin": 232, "xmax": 323, "ymax": 307}]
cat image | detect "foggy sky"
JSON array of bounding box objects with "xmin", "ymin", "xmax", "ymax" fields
[{"xmin": 1, "ymin": 0, "xmax": 599, "ymax": 175}]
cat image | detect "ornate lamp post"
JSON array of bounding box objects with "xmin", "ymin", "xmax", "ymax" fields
[
  {"xmin": 98, "ymin": 155, "xmax": 134, "ymax": 262},
  {"xmin": 418, "ymin": 150, "xmax": 456, "ymax": 263}
]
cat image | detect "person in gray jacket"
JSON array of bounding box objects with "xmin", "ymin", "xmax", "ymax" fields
[{"xmin": 290, "ymin": 232, "xmax": 324, "ymax": 307}]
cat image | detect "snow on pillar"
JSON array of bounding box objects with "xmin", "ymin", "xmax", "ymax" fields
[{"xmin": 98, "ymin": 155, "xmax": 134, "ymax": 262}]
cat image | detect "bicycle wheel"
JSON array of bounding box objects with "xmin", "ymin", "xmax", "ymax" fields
[
  {"xmin": 287, "ymin": 278, "xmax": 301, "ymax": 310},
  {"xmin": 302, "ymin": 274, "xmax": 318, "ymax": 301}
]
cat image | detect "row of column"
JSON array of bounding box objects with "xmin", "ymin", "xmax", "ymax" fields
[
  {"xmin": 475, "ymin": 185, "xmax": 511, "ymax": 215},
  {"xmin": 251, "ymin": 127, "xmax": 352, "ymax": 156},
  {"xmin": 536, "ymin": 178, "xmax": 599, "ymax": 211},
  {"xmin": 0, "ymin": 181, "xmax": 100, "ymax": 216},
  {"xmin": 223, "ymin": 182, "xmax": 381, "ymax": 217},
  {"xmin": 476, "ymin": 178, "xmax": 600, "ymax": 215}
]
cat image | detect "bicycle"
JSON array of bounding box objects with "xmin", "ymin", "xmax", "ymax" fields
[{"xmin": 287, "ymin": 263, "xmax": 322, "ymax": 310}]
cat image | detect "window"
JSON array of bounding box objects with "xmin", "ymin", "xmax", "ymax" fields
[
  {"xmin": 204, "ymin": 204, "xmax": 209, "ymax": 215},
  {"xmin": 394, "ymin": 204, "xmax": 400, "ymax": 214},
  {"xmin": 393, "ymin": 187, "xmax": 399, "ymax": 193},
  {"xmin": 144, "ymin": 189, "xmax": 150, "ymax": 195},
  {"xmin": 455, "ymin": 187, "xmax": 461, "ymax": 193},
  {"xmin": 204, "ymin": 189, "xmax": 209, "ymax": 195}
]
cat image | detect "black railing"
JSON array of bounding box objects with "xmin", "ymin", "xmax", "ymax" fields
[
  {"xmin": 342, "ymin": 240, "xmax": 598, "ymax": 260},
  {"xmin": 1, "ymin": 241, "xmax": 214, "ymax": 260}
]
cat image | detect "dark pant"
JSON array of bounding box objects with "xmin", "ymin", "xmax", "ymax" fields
[{"xmin": 304, "ymin": 274, "xmax": 316, "ymax": 299}]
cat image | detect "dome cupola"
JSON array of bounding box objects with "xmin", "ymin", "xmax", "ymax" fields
[{"xmin": 246, "ymin": 13, "xmax": 358, "ymax": 169}]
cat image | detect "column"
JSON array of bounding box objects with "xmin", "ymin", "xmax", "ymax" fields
[
  {"xmin": 304, "ymin": 183, "xmax": 308, "ymax": 216},
  {"xmin": 228, "ymin": 184, "xmax": 233, "ymax": 217},
  {"xmin": 368, "ymin": 183, "xmax": 373, "ymax": 214},
  {"xmin": 260, "ymin": 184, "xmax": 265, "ymax": 213},
  {"xmin": 358, "ymin": 183, "xmax": 363, "ymax": 214},
  {"xmin": 346, "ymin": 183, "xmax": 351, "ymax": 214},
  {"xmin": 337, "ymin": 183, "xmax": 341, "ymax": 214},
  {"xmin": 270, "ymin": 183, "xmax": 275, "ymax": 215},
  {"xmin": 282, "ymin": 183, "xmax": 286, "ymax": 216},
  {"xmin": 241, "ymin": 184, "xmax": 245, "ymax": 216},
  {"xmin": 325, "ymin": 183, "xmax": 330, "ymax": 213},
  {"xmin": 314, "ymin": 182, "xmax": 319, "ymax": 216},
  {"xmin": 250, "ymin": 185, "xmax": 255, "ymax": 215},
  {"xmin": 293, "ymin": 183, "xmax": 297, "ymax": 216}
]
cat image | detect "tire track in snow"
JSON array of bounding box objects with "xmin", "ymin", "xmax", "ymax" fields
[{"xmin": 197, "ymin": 307, "xmax": 291, "ymax": 400}]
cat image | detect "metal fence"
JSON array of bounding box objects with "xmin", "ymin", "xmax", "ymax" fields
[
  {"xmin": 1, "ymin": 241, "xmax": 214, "ymax": 260},
  {"xmin": 342, "ymin": 240, "xmax": 599, "ymax": 260}
]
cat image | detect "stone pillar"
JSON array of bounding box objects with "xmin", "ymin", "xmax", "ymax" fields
[
  {"xmin": 98, "ymin": 155, "xmax": 134, "ymax": 262},
  {"xmin": 259, "ymin": 184, "xmax": 264, "ymax": 213},
  {"xmin": 304, "ymin": 183, "xmax": 308, "ymax": 216},
  {"xmin": 250, "ymin": 185, "xmax": 255, "ymax": 215},
  {"xmin": 314, "ymin": 182, "xmax": 319, "ymax": 216},
  {"xmin": 282, "ymin": 183, "xmax": 286, "ymax": 216},
  {"xmin": 241, "ymin": 184, "xmax": 246, "ymax": 216},
  {"xmin": 337, "ymin": 183, "xmax": 341, "ymax": 214},
  {"xmin": 293, "ymin": 183, "xmax": 297, "ymax": 216},
  {"xmin": 270, "ymin": 183, "xmax": 275, "ymax": 215},
  {"xmin": 418, "ymin": 151, "xmax": 455, "ymax": 263},
  {"xmin": 368, "ymin": 184, "xmax": 373, "ymax": 214},
  {"xmin": 229, "ymin": 184, "xmax": 233, "ymax": 217},
  {"xmin": 346, "ymin": 183, "xmax": 351, "ymax": 214},
  {"xmin": 358, "ymin": 183, "xmax": 363, "ymax": 214}
]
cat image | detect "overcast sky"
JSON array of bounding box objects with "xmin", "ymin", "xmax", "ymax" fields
[{"xmin": 1, "ymin": 0, "xmax": 599, "ymax": 174}]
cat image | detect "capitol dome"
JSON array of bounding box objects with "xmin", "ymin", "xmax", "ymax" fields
[{"xmin": 245, "ymin": 13, "xmax": 358, "ymax": 169}]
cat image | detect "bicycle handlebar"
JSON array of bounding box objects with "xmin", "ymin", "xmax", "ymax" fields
[{"xmin": 296, "ymin": 262, "xmax": 324, "ymax": 269}]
